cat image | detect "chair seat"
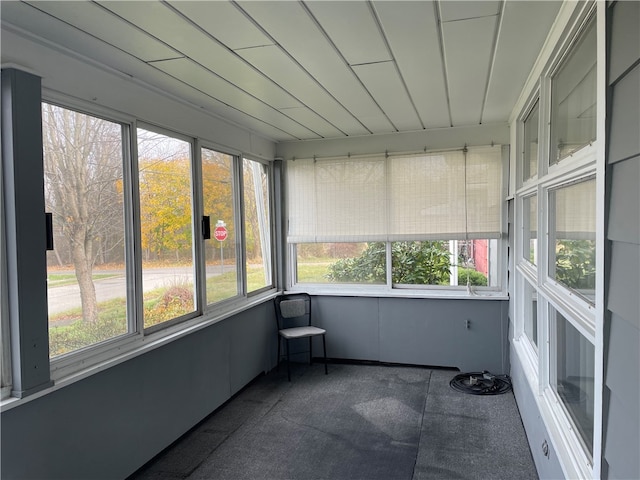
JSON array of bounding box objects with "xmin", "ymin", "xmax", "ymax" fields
[{"xmin": 279, "ymin": 326, "xmax": 326, "ymax": 339}]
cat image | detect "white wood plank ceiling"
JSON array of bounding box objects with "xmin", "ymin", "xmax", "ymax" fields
[{"xmin": 1, "ymin": 0, "xmax": 562, "ymax": 143}]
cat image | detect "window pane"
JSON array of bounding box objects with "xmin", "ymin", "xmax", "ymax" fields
[
  {"xmin": 243, "ymin": 158, "xmax": 272, "ymax": 292},
  {"xmin": 550, "ymin": 18, "xmax": 596, "ymax": 165},
  {"xmin": 138, "ymin": 128, "xmax": 195, "ymax": 328},
  {"xmin": 392, "ymin": 240, "xmax": 496, "ymax": 287},
  {"xmin": 296, "ymin": 242, "xmax": 386, "ymax": 284},
  {"xmin": 523, "ymin": 195, "xmax": 538, "ymax": 265},
  {"xmin": 552, "ymin": 309, "xmax": 594, "ymax": 456},
  {"xmin": 523, "ymin": 100, "xmax": 539, "ymax": 182},
  {"xmin": 202, "ymin": 148, "xmax": 237, "ymax": 304},
  {"xmin": 523, "ymin": 280, "xmax": 538, "ymax": 348},
  {"xmin": 549, "ymin": 178, "xmax": 596, "ymax": 304},
  {"xmin": 43, "ymin": 104, "xmax": 129, "ymax": 357}
]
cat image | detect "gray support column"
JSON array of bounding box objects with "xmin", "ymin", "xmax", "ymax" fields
[{"xmin": 1, "ymin": 68, "xmax": 53, "ymax": 397}]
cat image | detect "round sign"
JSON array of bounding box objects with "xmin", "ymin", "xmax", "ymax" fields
[{"xmin": 214, "ymin": 226, "xmax": 228, "ymax": 242}]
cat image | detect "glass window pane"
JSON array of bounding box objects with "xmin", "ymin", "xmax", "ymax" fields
[
  {"xmin": 43, "ymin": 104, "xmax": 129, "ymax": 357},
  {"xmin": 523, "ymin": 280, "xmax": 538, "ymax": 348},
  {"xmin": 243, "ymin": 158, "xmax": 272, "ymax": 293},
  {"xmin": 202, "ymin": 148, "xmax": 237, "ymax": 305},
  {"xmin": 392, "ymin": 240, "xmax": 497, "ymax": 287},
  {"xmin": 523, "ymin": 195, "xmax": 538, "ymax": 265},
  {"xmin": 550, "ymin": 18, "xmax": 596, "ymax": 165},
  {"xmin": 549, "ymin": 178, "xmax": 596, "ymax": 304},
  {"xmin": 523, "ymin": 100, "xmax": 539, "ymax": 182},
  {"xmin": 552, "ymin": 308, "xmax": 595, "ymax": 456},
  {"xmin": 296, "ymin": 242, "xmax": 386, "ymax": 284},
  {"xmin": 137, "ymin": 128, "xmax": 195, "ymax": 328}
]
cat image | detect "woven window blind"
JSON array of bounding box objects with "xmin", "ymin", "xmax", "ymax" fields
[
  {"xmin": 551, "ymin": 177, "xmax": 596, "ymax": 240},
  {"xmin": 286, "ymin": 145, "xmax": 503, "ymax": 243}
]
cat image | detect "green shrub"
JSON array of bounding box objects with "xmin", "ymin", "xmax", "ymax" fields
[
  {"xmin": 326, "ymin": 241, "xmax": 451, "ymax": 285},
  {"xmin": 458, "ymin": 268, "xmax": 487, "ymax": 286}
]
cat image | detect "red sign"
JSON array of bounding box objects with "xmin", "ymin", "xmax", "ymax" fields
[{"xmin": 214, "ymin": 226, "xmax": 228, "ymax": 242}]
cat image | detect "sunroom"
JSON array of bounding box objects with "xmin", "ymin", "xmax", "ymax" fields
[{"xmin": 1, "ymin": 1, "xmax": 638, "ymax": 479}]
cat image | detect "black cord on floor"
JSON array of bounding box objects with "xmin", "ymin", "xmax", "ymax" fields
[{"xmin": 449, "ymin": 371, "xmax": 512, "ymax": 395}]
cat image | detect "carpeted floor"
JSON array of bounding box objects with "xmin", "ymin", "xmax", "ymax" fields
[{"xmin": 129, "ymin": 363, "xmax": 537, "ymax": 480}]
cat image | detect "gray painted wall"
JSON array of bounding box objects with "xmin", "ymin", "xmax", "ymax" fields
[
  {"xmin": 603, "ymin": 2, "xmax": 640, "ymax": 479},
  {"xmin": 0, "ymin": 301, "xmax": 275, "ymax": 480},
  {"xmin": 309, "ymin": 296, "xmax": 509, "ymax": 374}
]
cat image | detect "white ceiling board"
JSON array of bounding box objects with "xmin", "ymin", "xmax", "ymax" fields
[
  {"xmin": 2, "ymin": 0, "xmax": 564, "ymax": 144},
  {"xmin": 353, "ymin": 61, "xmax": 422, "ymax": 132},
  {"xmin": 1, "ymin": 27, "xmax": 281, "ymax": 152},
  {"xmin": 278, "ymin": 107, "xmax": 345, "ymax": 139},
  {"xmin": 166, "ymin": 1, "xmax": 272, "ymax": 51},
  {"xmin": 24, "ymin": 1, "xmax": 180, "ymax": 62},
  {"xmin": 439, "ymin": 1, "xmax": 501, "ymax": 22},
  {"xmin": 237, "ymin": 45, "xmax": 368, "ymax": 137},
  {"xmin": 153, "ymin": 58, "xmax": 320, "ymax": 140},
  {"xmin": 373, "ymin": 1, "xmax": 450, "ymax": 129},
  {"xmin": 304, "ymin": 1, "xmax": 392, "ymax": 66},
  {"xmin": 236, "ymin": 1, "xmax": 390, "ymax": 125},
  {"xmin": 98, "ymin": 1, "xmax": 301, "ymax": 110},
  {"xmin": 483, "ymin": 1, "xmax": 563, "ymax": 124},
  {"xmin": 442, "ymin": 15, "xmax": 497, "ymax": 125}
]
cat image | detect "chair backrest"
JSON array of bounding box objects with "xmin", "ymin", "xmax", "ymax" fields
[{"xmin": 274, "ymin": 293, "xmax": 312, "ymax": 330}]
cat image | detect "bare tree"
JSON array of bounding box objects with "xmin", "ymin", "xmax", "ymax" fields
[{"xmin": 42, "ymin": 104, "xmax": 123, "ymax": 323}]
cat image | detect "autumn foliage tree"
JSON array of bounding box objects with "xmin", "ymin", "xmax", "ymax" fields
[{"xmin": 138, "ymin": 158, "xmax": 193, "ymax": 262}]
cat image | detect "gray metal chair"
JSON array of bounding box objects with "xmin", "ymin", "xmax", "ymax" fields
[{"xmin": 274, "ymin": 293, "xmax": 328, "ymax": 381}]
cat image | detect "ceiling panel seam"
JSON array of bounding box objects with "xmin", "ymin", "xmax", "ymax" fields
[
  {"xmin": 479, "ymin": 1, "xmax": 505, "ymax": 125},
  {"xmin": 298, "ymin": 0, "xmax": 396, "ymax": 133},
  {"xmin": 369, "ymin": 0, "xmax": 425, "ymax": 131},
  {"xmin": 96, "ymin": 0, "xmax": 321, "ymax": 139},
  {"xmin": 434, "ymin": 1, "xmax": 454, "ymax": 127}
]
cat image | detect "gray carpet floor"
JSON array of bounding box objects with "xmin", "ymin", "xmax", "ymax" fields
[{"xmin": 129, "ymin": 364, "xmax": 538, "ymax": 480}]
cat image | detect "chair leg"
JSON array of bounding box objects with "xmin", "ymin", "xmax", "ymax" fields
[
  {"xmin": 322, "ymin": 334, "xmax": 328, "ymax": 375},
  {"xmin": 276, "ymin": 335, "xmax": 281, "ymax": 372},
  {"xmin": 309, "ymin": 337, "xmax": 313, "ymax": 365},
  {"xmin": 286, "ymin": 339, "xmax": 291, "ymax": 382}
]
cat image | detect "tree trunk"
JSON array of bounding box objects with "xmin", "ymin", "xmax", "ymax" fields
[{"xmin": 72, "ymin": 230, "xmax": 99, "ymax": 323}]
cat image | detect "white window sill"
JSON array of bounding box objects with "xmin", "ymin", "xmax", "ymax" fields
[{"xmin": 287, "ymin": 284, "xmax": 508, "ymax": 300}]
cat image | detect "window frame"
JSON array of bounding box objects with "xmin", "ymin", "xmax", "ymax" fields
[
  {"xmin": 198, "ymin": 141, "xmax": 244, "ymax": 310},
  {"xmin": 512, "ymin": 3, "xmax": 604, "ymax": 479},
  {"xmin": 0, "ymin": 91, "xmax": 277, "ymax": 391},
  {"xmin": 241, "ymin": 155, "xmax": 276, "ymax": 297},
  {"xmin": 41, "ymin": 101, "xmax": 140, "ymax": 364}
]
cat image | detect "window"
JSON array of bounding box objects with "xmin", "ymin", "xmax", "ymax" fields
[
  {"xmin": 201, "ymin": 147, "xmax": 238, "ymax": 305},
  {"xmin": 550, "ymin": 17, "xmax": 596, "ymax": 165},
  {"xmin": 551, "ymin": 307, "xmax": 595, "ymax": 456},
  {"xmin": 514, "ymin": 7, "xmax": 600, "ymax": 478},
  {"xmin": 523, "ymin": 279, "xmax": 538, "ymax": 349},
  {"xmin": 243, "ymin": 158, "xmax": 273, "ymax": 293},
  {"xmin": 523, "ymin": 99, "xmax": 539, "ymax": 183},
  {"xmin": 523, "ymin": 194, "xmax": 538, "ymax": 265},
  {"xmin": 42, "ymin": 104, "xmax": 131, "ymax": 357},
  {"xmin": 137, "ymin": 128, "xmax": 196, "ymax": 329},
  {"xmin": 548, "ymin": 177, "xmax": 596, "ymax": 304},
  {"xmin": 287, "ymin": 146, "xmax": 503, "ymax": 291},
  {"xmin": 296, "ymin": 242, "xmax": 386, "ymax": 285}
]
